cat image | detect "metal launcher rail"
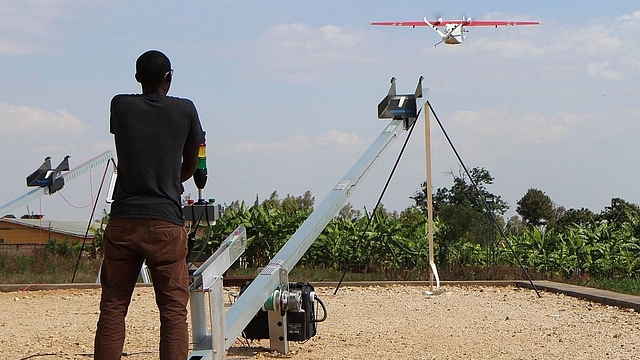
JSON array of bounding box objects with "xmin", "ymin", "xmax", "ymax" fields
[
  {"xmin": 0, "ymin": 150, "xmax": 115, "ymax": 217},
  {"xmin": 187, "ymin": 77, "xmax": 426, "ymax": 359}
]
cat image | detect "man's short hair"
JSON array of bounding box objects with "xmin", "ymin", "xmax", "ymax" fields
[{"xmin": 136, "ymin": 50, "xmax": 171, "ymax": 85}]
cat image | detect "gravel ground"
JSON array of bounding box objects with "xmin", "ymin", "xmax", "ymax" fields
[{"xmin": 1, "ymin": 284, "xmax": 639, "ymax": 360}]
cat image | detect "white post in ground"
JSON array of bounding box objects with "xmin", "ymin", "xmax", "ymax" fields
[{"xmin": 424, "ymin": 102, "xmax": 440, "ymax": 290}]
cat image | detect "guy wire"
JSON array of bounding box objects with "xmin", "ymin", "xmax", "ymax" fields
[
  {"xmin": 71, "ymin": 158, "xmax": 114, "ymax": 283},
  {"xmin": 426, "ymin": 100, "xmax": 541, "ymax": 298}
]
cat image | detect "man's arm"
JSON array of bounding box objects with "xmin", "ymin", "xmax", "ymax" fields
[{"xmin": 181, "ymin": 142, "xmax": 199, "ymax": 182}]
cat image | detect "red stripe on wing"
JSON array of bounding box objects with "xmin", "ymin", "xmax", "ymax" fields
[{"xmin": 371, "ymin": 21, "xmax": 429, "ymax": 27}]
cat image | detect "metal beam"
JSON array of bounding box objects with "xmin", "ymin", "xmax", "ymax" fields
[
  {"xmin": 62, "ymin": 150, "xmax": 114, "ymax": 183},
  {"xmin": 224, "ymin": 119, "xmax": 407, "ymax": 349}
]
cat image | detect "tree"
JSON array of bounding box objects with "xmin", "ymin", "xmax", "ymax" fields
[
  {"xmin": 599, "ymin": 198, "xmax": 640, "ymax": 225},
  {"xmin": 338, "ymin": 202, "xmax": 362, "ymax": 220},
  {"xmin": 282, "ymin": 190, "xmax": 315, "ymax": 213},
  {"xmin": 436, "ymin": 204, "xmax": 485, "ymax": 268},
  {"xmin": 505, "ymin": 215, "xmax": 527, "ymax": 236},
  {"xmin": 412, "ymin": 167, "xmax": 508, "ymax": 216},
  {"xmin": 90, "ymin": 210, "xmax": 110, "ymax": 257},
  {"xmin": 411, "ymin": 167, "xmax": 508, "ymax": 268},
  {"xmin": 516, "ymin": 188, "xmax": 554, "ymax": 228},
  {"xmin": 554, "ymin": 207, "xmax": 597, "ymax": 232}
]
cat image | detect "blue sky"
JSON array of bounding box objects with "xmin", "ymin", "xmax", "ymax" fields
[{"xmin": 1, "ymin": 1, "xmax": 640, "ymax": 221}]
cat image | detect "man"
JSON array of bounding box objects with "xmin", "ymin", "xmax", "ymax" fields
[{"xmin": 95, "ymin": 50, "xmax": 204, "ymax": 360}]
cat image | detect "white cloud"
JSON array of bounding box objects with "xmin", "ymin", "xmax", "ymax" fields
[
  {"xmin": 0, "ymin": 102, "xmax": 88, "ymax": 136},
  {"xmin": 0, "ymin": 0, "xmax": 104, "ymax": 56},
  {"xmin": 0, "ymin": 39, "xmax": 33, "ymax": 56},
  {"xmin": 470, "ymin": 37, "xmax": 548, "ymax": 58},
  {"xmin": 458, "ymin": 10, "xmax": 640, "ymax": 82},
  {"xmin": 317, "ymin": 130, "xmax": 364, "ymax": 146},
  {"xmin": 243, "ymin": 23, "xmax": 375, "ymax": 82},
  {"xmin": 0, "ymin": 0, "xmax": 89, "ymax": 55},
  {"xmin": 556, "ymin": 10, "xmax": 640, "ymax": 78},
  {"xmin": 220, "ymin": 130, "xmax": 363, "ymax": 155},
  {"xmin": 230, "ymin": 134, "xmax": 313, "ymax": 154},
  {"xmin": 266, "ymin": 23, "xmax": 370, "ymax": 63},
  {"xmin": 447, "ymin": 107, "xmax": 572, "ymax": 147},
  {"xmin": 441, "ymin": 106, "xmax": 639, "ymax": 159},
  {"xmin": 565, "ymin": 26, "xmax": 622, "ymax": 56},
  {"xmin": 587, "ymin": 60, "xmax": 625, "ymax": 81},
  {"xmin": 617, "ymin": 10, "xmax": 640, "ymax": 25}
]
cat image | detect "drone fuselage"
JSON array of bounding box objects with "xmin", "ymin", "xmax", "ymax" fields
[{"xmin": 443, "ymin": 24, "xmax": 465, "ymax": 44}]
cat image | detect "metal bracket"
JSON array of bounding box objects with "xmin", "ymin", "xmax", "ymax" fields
[
  {"xmin": 188, "ymin": 226, "xmax": 247, "ymax": 360},
  {"xmin": 377, "ymin": 76, "xmax": 425, "ymax": 129},
  {"xmin": 267, "ymin": 268, "xmax": 290, "ymax": 354}
]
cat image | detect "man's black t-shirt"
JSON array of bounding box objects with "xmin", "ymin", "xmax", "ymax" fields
[{"xmin": 109, "ymin": 94, "xmax": 204, "ymax": 225}]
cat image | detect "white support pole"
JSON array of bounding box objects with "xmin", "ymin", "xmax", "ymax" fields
[{"xmin": 424, "ymin": 103, "xmax": 439, "ymax": 289}]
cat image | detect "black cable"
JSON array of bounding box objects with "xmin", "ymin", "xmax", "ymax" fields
[
  {"xmin": 71, "ymin": 157, "xmax": 115, "ymax": 283},
  {"xmin": 186, "ymin": 212, "xmax": 205, "ymax": 271},
  {"xmin": 312, "ymin": 295, "xmax": 328, "ymax": 323},
  {"xmin": 334, "ymin": 112, "xmax": 420, "ymax": 294},
  {"xmin": 426, "ymin": 101, "xmax": 541, "ymax": 298}
]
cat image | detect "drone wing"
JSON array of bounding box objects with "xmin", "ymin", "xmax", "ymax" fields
[
  {"xmin": 462, "ymin": 20, "xmax": 539, "ymax": 27},
  {"xmin": 371, "ymin": 21, "xmax": 430, "ymax": 27},
  {"xmin": 371, "ymin": 19, "xmax": 539, "ymax": 27}
]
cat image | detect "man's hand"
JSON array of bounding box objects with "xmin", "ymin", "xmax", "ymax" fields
[{"xmin": 181, "ymin": 143, "xmax": 199, "ymax": 182}]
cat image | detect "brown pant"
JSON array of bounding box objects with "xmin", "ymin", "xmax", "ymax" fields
[{"xmin": 94, "ymin": 218, "xmax": 190, "ymax": 360}]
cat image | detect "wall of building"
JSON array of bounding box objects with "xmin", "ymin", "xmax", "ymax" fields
[{"xmin": 0, "ymin": 222, "xmax": 86, "ymax": 245}]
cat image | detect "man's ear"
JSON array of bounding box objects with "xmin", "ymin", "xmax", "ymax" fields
[
  {"xmin": 164, "ymin": 77, "xmax": 172, "ymax": 93},
  {"xmin": 135, "ymin": 73, "xmax": 141, "ymax": 83}
]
